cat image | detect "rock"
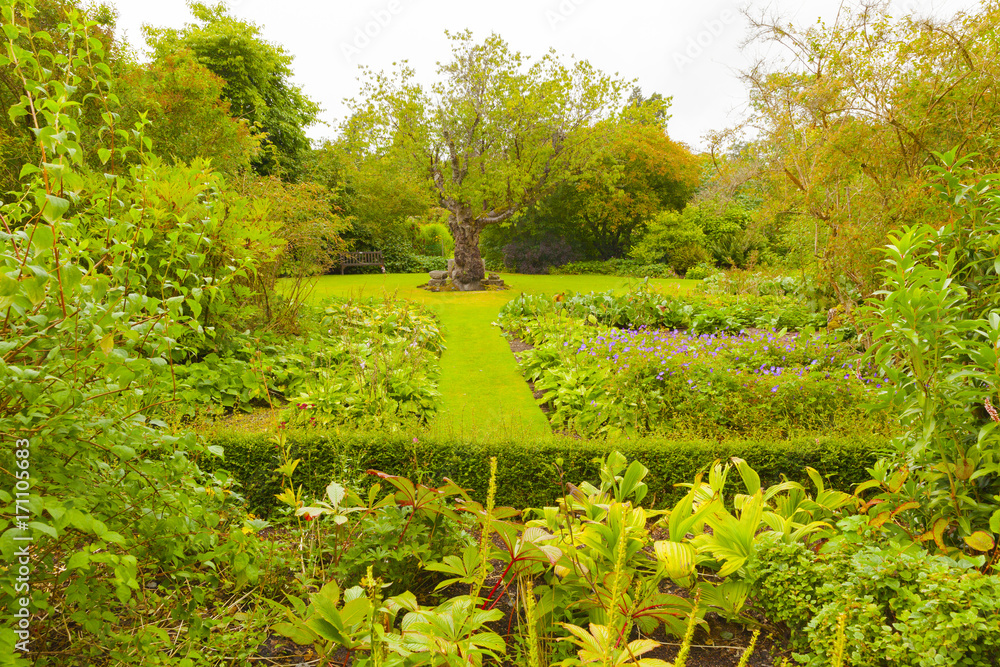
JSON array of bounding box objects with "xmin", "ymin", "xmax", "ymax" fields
[
  {"xmin": 451, "ymin": 278, "xmax": 482, "ymax": 291},
  {"xmin": 488, "ymin": 272, "xmax": 500, "ymax": 280},
  {"xmin": 428, "ymin": 278, "xmax": 447, "ymax": 288},
  {"xmin": 429, "ymin": 270, "xmax": 448, "ymax": 280},
  {"xmin": 447, "ymin": 258, "xmax": 455, "ymax": 272}
]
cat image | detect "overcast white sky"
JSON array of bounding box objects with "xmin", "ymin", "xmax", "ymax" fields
[{"xmin": 109, "ymin": 0, "xmax": 980, "ymax": 151}]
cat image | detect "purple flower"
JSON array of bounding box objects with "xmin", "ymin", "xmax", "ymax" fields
[{"xmin": 771, "ymin": 386, "xmax": 778, "ymax": 393}]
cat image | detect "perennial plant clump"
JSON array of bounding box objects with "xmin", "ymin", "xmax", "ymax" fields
[{"xmin": 501, "ymin": 298, "xmax": 889, "ymax": 438}]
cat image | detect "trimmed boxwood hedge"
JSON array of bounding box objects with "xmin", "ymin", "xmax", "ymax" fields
[{"xmin": 204, "ymin": 430, "xmax": 891, "ymax": 516}]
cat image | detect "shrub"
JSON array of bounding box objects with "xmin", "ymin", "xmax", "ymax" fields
[
  {"xmin": 204, "ymin": 429, "xmax": 888, "ymax": 516},
  {"xmin": 415, "ymin": 221, "xmax": 454, "ymax": 257},
  {"xmin": 748, "ymin": 540, "xmax": 1000, "ymax": 666},
  {"xmin": 684, "ymin": 262, "xmax": 717, "ymax": 280},
  {"xmin": 629, "ymin": 209, "xmax": 709, "ymax": 273},
  {"xmin": 0, "ymin": 13, "xmax": 264, "ymax": 661},
  {"xmin": 550, "ymin": 258, "xmax": 679, "ymax": 279}
]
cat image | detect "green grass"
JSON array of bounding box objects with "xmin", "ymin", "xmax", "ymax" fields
[{"xmin": 296, "ymin": 272, "xmax": 698, "ymax": 438}]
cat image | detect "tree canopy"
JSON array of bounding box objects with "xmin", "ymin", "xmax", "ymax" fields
[
  {"xmin": 143, "ymin": 1, "xmax": 320, "ymax": 179},
  {"xmin": 346, "ymin": 31, "xmax": 627, "ymax": 289},
  {"xmin": 705, "ymin": 1, "xmax": 1000, "ymax": 296}
]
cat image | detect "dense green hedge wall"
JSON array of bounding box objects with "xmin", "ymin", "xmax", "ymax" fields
[{"xmin": 205, "ymin": 430, "xmax": 891, "ymax": 516}]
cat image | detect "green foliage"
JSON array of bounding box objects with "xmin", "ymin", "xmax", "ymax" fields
[
  {"xmin": 263, "ymin": 454, "xmax": 862, "ymax": 666},
  {"xmin": 77, "ymin": 156, "xmax": 284, "ymax": 343},
  {"xmin": 280, "ymin": 296, "xmax": 445, "ymax": 428},
  {"xmin": 0, "ymin": 6, "xmax": 266, "ymax": 661},
  {"xmin": 416, "ymin": 221, "xmax": 454, "ymax": 257},
  {"xmin": 509, "ymin": 316, "xmax": 885, "ymax": 439},
  {"xmin": 757, "ymin": 541, "xmax": 1000, "ymax": 666},
  {"xmin": 549, "ymin": 259, "xmax": 678, "ymax": 279},
  {"xmin": 115, "ymin": 48, "xmax": 258, "ymax": 174},
  {"xmin": 271, "ymin": 579, "xmax": 505, "ymax": 666},
  {"xmin": 538, "ymin": 112, "xmax": 700, "ymax": 261},
  {"xmin": 629, "ymin": 208, "xmax": 709, "ymax": 273},
  {"xmin": 862, "ymin": 151, "xmax": 1000, "ymax": 551},
  {"xmin": 206, "ymin": 429, "xmax": 886, "ymax": 517},
  {"xmin": 684, "ymin": 263, "xmax": 718, "ymax": 281},
  {"xmin": 743, "ymin": 540, "xmax": 852, "ymax": 649},
  {"xmin": 497, "ymin": 283, "xmax": 828, "ymax": 336},
  {"xmin": 240, "ymin": 174, "xmax": 348, "ymax": 285},
  {"xmin": 143, "ymin": 1, "xmax": 319, "ymax": 178}
]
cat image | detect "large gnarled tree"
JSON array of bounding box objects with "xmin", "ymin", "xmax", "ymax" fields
[{"xmin": 346, "ymin": 31, "xmax": 626, "ymax": 290}]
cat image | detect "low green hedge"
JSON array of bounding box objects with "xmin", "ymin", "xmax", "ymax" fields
[{"xmin": 205, "ymin": 430, "xmax": 890, "ymax": 516}]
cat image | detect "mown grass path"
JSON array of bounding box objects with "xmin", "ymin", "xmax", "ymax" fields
[{"xmin": 306, "ymin": 273, "xmax": 695, "ymax": 439}]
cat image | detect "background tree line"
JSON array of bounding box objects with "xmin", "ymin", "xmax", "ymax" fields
[{"xmin": 4, "ymin": 0, "xmax": 997, "ymax": 290}]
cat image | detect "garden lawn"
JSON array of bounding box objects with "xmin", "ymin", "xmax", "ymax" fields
[{"xmin": 301, "ymin": 273, "xmax": 696, "ymax": 438}]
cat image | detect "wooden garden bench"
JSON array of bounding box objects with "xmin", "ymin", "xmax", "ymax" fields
[{"xmin": 338, "ymin": 251, "xmax": 384, "ymax": 275}]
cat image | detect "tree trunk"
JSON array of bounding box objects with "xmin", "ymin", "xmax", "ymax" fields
[{"xmin": 448, "ymin": 215, "xmax": 485, "ymax": 291}]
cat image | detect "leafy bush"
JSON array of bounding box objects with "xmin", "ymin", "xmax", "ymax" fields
[
  {"xmin": 744, "ymin": 540, "xmax": 851, "ymax": 649},
  {"xmin": 549, "ymin": 258, "xmax": 679, "ymax": 279},
  {"xmin": 0, "ymin": 11, "xmax": 266, "ymax": 661},
  {"xmin": 629, "ymin": 209, "xmax": 709, "ymax": 272},
  {"xmin": 748, "ymin": 539, "xmax": 1000, "ymax": 666},
  {"xmin": 415, "ymin": 221, "xmax": 454, "ymax": 257},
  {"xmin": 684, "ymin": 262, "xmax": 718, "ymax": 280},
  {"xmin": 861, "ymin": 151, "xmax": 1000, "ymax": 550}
]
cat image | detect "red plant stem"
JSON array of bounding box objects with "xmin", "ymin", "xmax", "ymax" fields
[
  {"xmin": 481, "ymin": 557, "xmax": 519, "ymax": 609},
  {"xmin": 487, "ymin": 574, "xmax": 518, "ymax": 612},
  {"xmin": 396, "ymin": 506, "xmax": 416, "ymax": 546}
]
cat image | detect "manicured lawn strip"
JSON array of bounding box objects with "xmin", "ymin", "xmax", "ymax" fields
[
  {"xmin": 207, "ymin": 428, "xmax": 891, "ymax": 515},
  {"xmin": 290, "ymin": 273, "xmax": 697, "ymax": 437}
]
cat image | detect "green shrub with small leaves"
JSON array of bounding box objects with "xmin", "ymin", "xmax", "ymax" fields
[{"xmin": 784, "ymin": 543, "xmax": 1000, "ymax": 666}]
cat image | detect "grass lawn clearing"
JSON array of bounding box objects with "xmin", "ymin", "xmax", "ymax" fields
[{"xmin": 295, "ymin": 273, "xmax": 697, "ymax": 438}]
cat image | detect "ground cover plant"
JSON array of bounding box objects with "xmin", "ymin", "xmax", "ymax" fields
[
  {"xmin": 278, "ymin": 296, "xmax": 445, "ymax": 429},
  {"xmin": 502, "ymin": 316, "xmax": 885, "ymax": 440},
  {"xmin": 498, "ymin": 282, "xmax": 827, "ymax": 335},
  {"xmin": 496, "ymin": 281, "xmax": 874, "ymax": 439}
]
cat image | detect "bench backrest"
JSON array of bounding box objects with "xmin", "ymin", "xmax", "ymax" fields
[{"xmin": 339, "ymin": 251, "xmax": 383, "ymax": 265}]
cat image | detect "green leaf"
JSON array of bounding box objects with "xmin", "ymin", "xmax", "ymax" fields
[
  {"xmin": 110, "ymin": 445, "xmax": 135, "ymax": 461},
  {"xmin": 271, "ymin": 621, "xmax": 315, "ymax": 645},
  {"xmin": 40, "ymin": 194, "xmax": 70, "ymax": 223},
  {"xmin": 29, "ymin": 521, "xmax": 56, "ymax": 538}
]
